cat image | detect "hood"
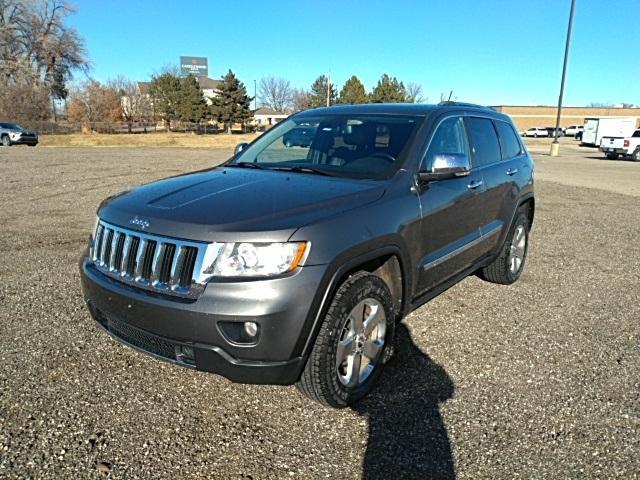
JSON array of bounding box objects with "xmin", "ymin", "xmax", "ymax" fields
[{"xmin": 98, "ymin": 166, "xmax": 385, "ymax": 242}]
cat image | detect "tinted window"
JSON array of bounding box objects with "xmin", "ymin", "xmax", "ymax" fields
[
  {"xmin": 466, "ymin": 117, "xmax": 501, "ymax": 167},
  {"xmin": 496, "ymin": 121, "xmax": 523, "ymax": 159},
  {"xmin": 632, "ymin": 130, "xmax": 640, "ymax": 138},
  {"xmin": 422, "ymin": 116, "xmax": 468, "ymax": 170}
]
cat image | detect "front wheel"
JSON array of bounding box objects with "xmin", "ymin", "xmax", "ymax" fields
[
  {"xmin": 480, "ymin": 213, "xmax": 530, "ymax": 285},
  {"xmin": 296, "ymin": 272, "xmax": 395, "ymax": 408},
  {"xmin": 1, "ymin": 135, "xmax": 10, "ymax": 147}
]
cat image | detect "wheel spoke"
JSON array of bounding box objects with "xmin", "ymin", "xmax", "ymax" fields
[
  {"xmin": 352, "ymin": 301, "xmax": 366, "ymax": 334},
  {"xmin": 335, "ymin": 335, "xmax": 356, "ymax": 370},
  {"xmin": 363, "ymin": 339, "xmax": 382, "ymax": 361},
  {"xmin": 347, "ymin": 353, "xmax": 362, "ymax": 388},
  {"xmin": 363, "ymin": 304, "xmax": 383, "ymax": 337}
]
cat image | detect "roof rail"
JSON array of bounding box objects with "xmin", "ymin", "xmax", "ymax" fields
[{"xmin": 437, "ymin": 101, "xmax": 494, "ymax": 110}]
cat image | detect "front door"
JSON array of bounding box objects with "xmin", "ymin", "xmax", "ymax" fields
[{"xmin": 416, "ymin": 116, "xmax": 485, "ymax": 293}]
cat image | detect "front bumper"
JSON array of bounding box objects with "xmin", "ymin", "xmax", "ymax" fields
[
  {"xmin": 80, "ymin": 257, "xmax": 327, "ymax": 384},
  {"xmin": 11, "ymin": 135, "xmax": 38, "ymax": 145}
]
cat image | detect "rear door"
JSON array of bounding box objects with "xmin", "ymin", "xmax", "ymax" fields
[
  {"xmin": 464, "ymin": 117, "xmax": 510, "ymax": 255},
  {"xmin": 416, "ymin": 115, "xmax": 485, "ymax": 292}
]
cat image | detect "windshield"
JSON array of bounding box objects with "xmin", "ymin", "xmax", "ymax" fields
[
  {"xmin": 0, "ymin": 123, "xmax": 22, "ymax": 130},
  {"xmin": 231, "ymin": 114, "xmax": 422, "ymax": 179}
]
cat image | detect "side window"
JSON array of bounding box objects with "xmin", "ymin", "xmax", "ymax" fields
[
  {"xmin": 465, "ymin": 117, "xmax": 501, "ymax": 167},
  {"xmin": 495, "ymin": 121, "xmax": 523, "ymax": 159},
  {"xmin": 422, "ymin": 116, "xmax": 468, "ymax": 170}
]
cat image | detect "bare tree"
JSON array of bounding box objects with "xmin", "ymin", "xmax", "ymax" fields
[
  {"xmin": 109, "ymin": 75, "xmax": 152, "ymax": 133},
  {"xmin": 0, "ymin": 0, "xmax": 89, "ymax": 112},
  {"xmin": 68, "ymin": 80, "xmax": 122, "ymax": 132},
  {"xmin": 258, "ymin": 76, "xmax": 293, "ymax": 112},
  {"xmin": 291, "ymin": 88, "xmax": 310, "ymax": 112},
  {"xmin": 406, "ymin": 82, "xmax": 424, "ymax": 103}
]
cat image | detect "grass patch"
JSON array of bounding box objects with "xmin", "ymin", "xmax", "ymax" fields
[{"xmin": 40, "ymin": 132, "xmax": 260, "ymax": 148}]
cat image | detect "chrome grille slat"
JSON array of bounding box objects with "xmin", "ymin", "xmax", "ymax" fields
[
  {"xmin": 92, "ymin": 220, "xmax": 208, "ymax": 299},
  {"xmin": 92, "ymin": 224, "xmax": 105, "ymax": 262},
  {"xmin": 150, "ymin": 242, "xmax": 168, "ymax": 285},
  {"xmin": 169, "ymin": 246, "xmax": 187, "ymax": 286},
  {"xmin": 119, "ymin": 235, "xmax": 133, "ymax": 274}
]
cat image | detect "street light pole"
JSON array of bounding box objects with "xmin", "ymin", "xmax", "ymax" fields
[{"xmin": 550, "ymin": 0, "xmax": 577, "ymax": 156}]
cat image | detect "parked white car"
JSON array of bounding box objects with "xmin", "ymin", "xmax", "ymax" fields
[
  {"xmin": 564, "ymin": 125, "xmax": 584, "ymax": 137},
  {"xmin": 600, "ymin": 129, "xmax": 640, "ymax": 161},
  {"xmin": 521, "ymin": 127, "xmax": 549, "ymax": 138}
]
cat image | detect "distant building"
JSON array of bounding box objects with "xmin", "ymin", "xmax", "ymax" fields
[
  {"xmin": 196, "ymin": 77, "xmax": 222, "ymax": 105},
  {"xmin": 492, "ymin": 105, "xmax": 640, "ymax": 131},
  {"xmin": 252, "ymin": 107, "xmax": 289, "ymax": 127}
]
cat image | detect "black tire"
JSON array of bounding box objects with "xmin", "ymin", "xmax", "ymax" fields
[
  {"xmin": 632, "ymin": 148, "xmax": 640, "ymax": 162},
  {"xmin": 480, "ymin": 213, "xmax": 530, "ymax": 285},
  {"xmin": 296, "ymin": 271, "xmax": 395, "ymax": 408},
  {"xmin": 1, "ymin": 135, "xmax": 10, "ymax": 147},
  {"xmin": 606, "ymin": 153, "xmax": 619, "ymax": 160},
  {"xmin": 533, "ymin": 133, "xmax": 538, "ymax": 138}
]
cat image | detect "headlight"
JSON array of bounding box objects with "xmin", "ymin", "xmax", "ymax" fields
[{"xmin": 202, "ymin": 242, "xmax": 309, "ymax": 278}]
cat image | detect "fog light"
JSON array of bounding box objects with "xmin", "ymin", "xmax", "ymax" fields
[{"xmin": 244, "ymin": 321, "xmax": 258, "ymax": 337}]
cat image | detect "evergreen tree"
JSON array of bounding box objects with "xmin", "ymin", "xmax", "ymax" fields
[
  {"xmin": 369, "ymin": 74, "xmax": 408, "ymax": 103},
  {"xmin": 149, "ymin": 72, "xmax": 182, "ymax": 129},
  {"xmin": 338, "ymin": 75, "xmax": 368, "ymax": 104},
  {"xmin": 308, "ymin": 75, "xmax": 337, "ymax": 108},
  {"xmin": 177, "ymin": 75, "xmax": 207, "ymax": 123},
  {"xmin": 210, "ymin": 70, "xmax": 253, "ymax": 134}
]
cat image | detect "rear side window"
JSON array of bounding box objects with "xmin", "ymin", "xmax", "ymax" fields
[
  {"xmin": 465, "ymin": 117, "xmax": 501, "ymax": 167},
  {"xmin": 495, "ymin": 121, "xmax": 523, "ymax": 159}
]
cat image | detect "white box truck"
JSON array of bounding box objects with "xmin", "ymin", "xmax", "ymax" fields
[{"xmin": 581, "ymin": 117, "xmax": 637, "ymax": 147}]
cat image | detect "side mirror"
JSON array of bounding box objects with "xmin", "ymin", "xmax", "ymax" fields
[
  {"xmin": 418, "ymin": 153, "xmax": 471, "ymax": 182},
  {"xmin": 234, "ymin": 142, "xmax": 249, "ymax": 156}
]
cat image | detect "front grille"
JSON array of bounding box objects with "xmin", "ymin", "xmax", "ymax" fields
[
  {"xmin": 91, "ymin": 220, "xmax": 208, "ymax": 299},
  {"xmin": 106, "ymin": 315, "xmax": 177, "ymax": 361}
]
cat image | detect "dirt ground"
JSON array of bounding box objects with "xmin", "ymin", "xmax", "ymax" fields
[{"xmin": 0, "ymin": 144, "xmax": 638, "ymax": 479}]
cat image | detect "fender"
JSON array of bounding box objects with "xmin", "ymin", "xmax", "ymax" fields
[{"xmin": 292, "ymin": 242, "xmax": 412, "ymax": 360}]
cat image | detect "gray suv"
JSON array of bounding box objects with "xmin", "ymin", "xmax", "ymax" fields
[
  {"xmin": 0, "ymin": 122, "xmax": 38, "ymax": 147},
  {"xmin": 80, "ymin": 103, "xmax": 535, "ymax": 407}
]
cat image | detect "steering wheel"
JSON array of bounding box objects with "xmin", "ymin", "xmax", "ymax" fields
[{"xmin": 370, "ymin": 152, "xmax": 395, "ymax": 163}]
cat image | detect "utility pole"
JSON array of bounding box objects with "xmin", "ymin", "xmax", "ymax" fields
[
  {"xmin": 550, "ymin": 0, "xmax": 576, "ymax": 157},
  {"xmin": 326, "ymin": 70, "xmax": 331, "ymax": 107},
  {"xmin": 253, "ymin": 79, "xmax": 257, "ymax": 111}
]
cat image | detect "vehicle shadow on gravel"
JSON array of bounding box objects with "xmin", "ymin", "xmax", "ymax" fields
[{"xmin": 354, "ymin": 323, "xmax": 455, "ymax": 480}]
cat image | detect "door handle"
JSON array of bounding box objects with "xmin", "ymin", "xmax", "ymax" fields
[
  {"xmin": 467, "ymin": 180, "xmax": 483, "ymax": 189},
  {"xmin": 506, "ymin": 168, "xmax": 518, "ymax": 176}
]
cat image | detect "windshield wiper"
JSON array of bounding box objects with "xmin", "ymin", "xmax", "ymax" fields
[
  {"xmin": 272, "ymin": 166, "xmax": 334, "ymax": 177},
  {"xmin": 227, "ymin": 161, "xmax": 268, "ymax": 169}
]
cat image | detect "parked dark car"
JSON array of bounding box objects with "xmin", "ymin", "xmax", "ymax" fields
[
  {"xmin": 0, "ymin": 122, "xmax": 38, "ymax": 146},
  {"xmin": 282, "ymin": 126, "xmax": 315, "ymax": 147},
  {"xmin": 80, "ymin": 103, "xmax": 535, "ymax": 407}
]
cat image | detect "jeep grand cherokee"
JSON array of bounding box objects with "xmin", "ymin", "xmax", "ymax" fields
[{"xmin": 80, "ymin": 103, "xmax": 535, "ymax": 407}]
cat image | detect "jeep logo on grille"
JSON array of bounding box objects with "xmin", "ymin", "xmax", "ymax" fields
[{"xmin": 128, "ymin": 216, "xmax": 150, "ymax": 230}]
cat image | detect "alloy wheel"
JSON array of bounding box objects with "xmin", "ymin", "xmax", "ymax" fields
[
  {"xmin": 509, "ymin": 225, "xmax": 527, "ymax": 274},
  {"xmin": 336, "ymin": 298, "xmax": 386, "ymax": 388}
]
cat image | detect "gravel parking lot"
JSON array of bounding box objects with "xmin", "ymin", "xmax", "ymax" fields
[{"xmin": 1, "ymin": 145, "xmax": 638, "ymax": 479}]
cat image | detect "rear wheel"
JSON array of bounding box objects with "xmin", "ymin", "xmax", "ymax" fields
[
  {"xmin": 606, "ymin": 153, "xmax": 619, "ymax": 160},
  {"xmin": 632, "ymin": 148, "xmax": 640, "ymax": 162},
  {"xmin": 480, "ymin": 213, "xmax": 530, "ymax": 285},
  {"xmin": 296, "ymin": 271, "xmax": 395, "ymax": 408}
]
